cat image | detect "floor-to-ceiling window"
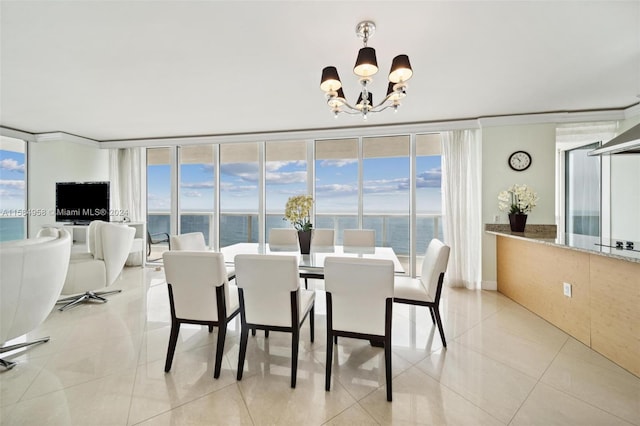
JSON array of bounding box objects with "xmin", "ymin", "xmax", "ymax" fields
[
  {"xmin": 0, "ymin": 136, "xmax": 27, "ymax": 242},
  {"xmin": 179, "ymin": 145, "xmax": 214, "ymax": 245},
  {"xmin": 314, "ymin": 138, "xmax": 359, "ymax": 244},
  {"xmin": 362, "ymin": 135, "xmax": 410, "ymax": 255},
  {"xmin": 220, "ymin": 142, "xmax": 259, "ymax": 245},
  {"xmin": 415, "ymin": 133, "xmax": 443, "ymax": 272},
  {"xmin": 147, "ymin": 147, "xmax": 173, "ymax": 259},
  {"xmin": 265, "ymin": 140, "xmax": 307, "ymax": 238}
]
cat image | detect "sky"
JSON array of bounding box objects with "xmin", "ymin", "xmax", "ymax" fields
[
  {"xmin": 148, "ymin": 155, "xmax": 442, "ymax": 214},
  {"xmin": 0, "ymin": 149, "xmax": 26, "ymax": 212}
]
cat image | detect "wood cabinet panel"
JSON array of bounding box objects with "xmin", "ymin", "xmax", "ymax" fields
[
  {"xmin": 590, "ymin": 256, "xmax": 640, "ymax": 377},
  {"xmin": 497, "ymin": 236, "xmax": 591, "ymax": 345}
]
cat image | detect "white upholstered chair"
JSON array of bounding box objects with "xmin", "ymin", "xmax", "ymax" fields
[
  {"xmin": 0, "ymin": 228, "xmax": 71, "ymax": 369},
  {"xmin": 311, "ymin": 228, "xmax": 335, "ymax": 248},
  {"xmin": 324, "ymin": 257, "xmax": 395, "ymax": 401},
  {"xmin": 162, "ymin": 251, "xmax": 240, "ymax": 378},
  {"xmin": 268, "ymin": 228, "xmax": 300, "ymax": 249},
  {"xmin": 169, "ymin": 232, "xmax": 206, "ymax": 251},
  {"xmin": 170, "ymin": 232, "xmax": 236, "ymax": 281},
  {"xmin": 343, "ymin": 229, "xmax": 375, "ymax": 248},
  {"xmin": 234, "ymin": 254, "xmax": 315, "ymax": 388},
  {"xmin": 393, "ymin": 238, "xmax": 450, "ymax": 347},
  {"xmin": 57, "ymin": 221, "xmax": 135, "ymax": 311}
]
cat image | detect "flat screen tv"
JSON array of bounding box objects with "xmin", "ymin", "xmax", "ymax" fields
[{"xmin": 55, "ymin": 181, "xmax": 110, "ymax": 224}]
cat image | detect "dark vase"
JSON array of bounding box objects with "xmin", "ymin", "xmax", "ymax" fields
[
  {"xmin": 508, "ymin": 213, "xmax": 528, "ymax": 232},
  {"xmin": 298, "ymin": 230, "xmax": 312, "ymax": 254}
]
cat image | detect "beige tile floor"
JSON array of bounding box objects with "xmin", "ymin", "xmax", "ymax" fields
[{"xmin": 1, "ymin": 266, "xmax": 639, "ymax": 425}]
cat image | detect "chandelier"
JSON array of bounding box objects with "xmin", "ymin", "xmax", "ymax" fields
[{"xmin": 320, "ymin": 21, "xmax": 413, "ymax": 119}]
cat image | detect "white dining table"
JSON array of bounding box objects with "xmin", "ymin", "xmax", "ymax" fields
[{"xmin": 220, "ymin": 243, "xmax": 405, "ymax": 276}]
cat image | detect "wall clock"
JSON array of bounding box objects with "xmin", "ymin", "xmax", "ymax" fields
[{"xmin": 508, "ymin": 151, "xmax": 532, "ymax": 171}]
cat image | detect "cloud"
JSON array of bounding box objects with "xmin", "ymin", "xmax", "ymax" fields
[
  {"xmin": 416, "ymin": 167, "xmax": 442, "ymax": 188},
  {"xmin": 219, "ymin": 182, "xmax": 256, "ymax": 192},
  {"xmin": 265, "ymin": 171, "xmax": 306, "ymax": 184},
  {"xmin": 0, "ymin": 179, "xmax": 25, "ymax": 189},
  {"xmin": 0, "ymin": 159, "xmax": 25, "ymax": 173},
  {"xmin": 182, "ymin": 190, "xmax": 202, "ymax": 198},
  {"xmin": 319, "ymin": 159, "xmax": 357, "ymax": 168},
  {"xmin": 181, "ymin": 181, "xmax": 214, "ymax": 189},
  {"xmin": 316, "ymin": 183, "xmax": 358, "ymax": 195}
]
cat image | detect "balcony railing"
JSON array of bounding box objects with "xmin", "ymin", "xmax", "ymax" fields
[{"xmin": 147, "ymin": 211, "xmax": 443, "ymax": 256}]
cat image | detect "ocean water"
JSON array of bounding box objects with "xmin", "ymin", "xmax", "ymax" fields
[
  {"xmin": 0, "ymin": 217, "xmax": 26, "ymax": 242},
  {"xmin": 148, "ymin": 213, "xmax": 443, "ymax": 255}
]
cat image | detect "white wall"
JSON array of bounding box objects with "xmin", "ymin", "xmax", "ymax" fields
[
  {"xmin": 610, "ymin": 115, "xmax": 640, "ymax": 241},
  {"xmin": 481, "ymin": 123, "xmax": 557, "ymax": 289},
  {"xmin": 28, "ymin": 140, "xmax": 109, "ymax": 236}
]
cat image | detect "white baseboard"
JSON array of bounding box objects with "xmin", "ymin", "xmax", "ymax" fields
[{"xmin": 482, "ymin": 280, "xmax": 497, "ymax": 291}]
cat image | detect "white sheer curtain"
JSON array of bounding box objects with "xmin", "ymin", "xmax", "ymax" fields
[
  {"xmin": 441, "ymin": 129, "xmax": 482, "ymax": 289},
  {"xmin": 109, "ymin": 148, "xmax": 143, "ymax": 222}
]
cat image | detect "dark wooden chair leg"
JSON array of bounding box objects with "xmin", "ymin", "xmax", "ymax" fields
[
  {"xmin": 251, "ymin": 328, "xmax": 256, "ymax": 336},
  {"xmin": 164, "ymin": 321, "xmax": 180, "ymax": 372},
  {"xmin": 265, "ymin": 330, "xmax": 270, "ymax": 338},
  {"xmin": 291, "ymin": 329, "xmax": 299, "ymax": 388},
  {"xmin": 237, "ymin": 326, "xmax": 249, "ymax": 380},
  {"xmin": 213, "ymin": 323, "xmax": 226, "ymax": 378},
  {"xmin": 310, "ymin": 306, "xmax": 315, "ymax": 343},
  {"xmin": 385, "ymin": 332, "xmax": 393, "ymax": 402},
  {"xmin": 429, "ymin": 306, "xmax": 436, "ymax": 324},
  {"xmin": 208, "ymin": 324, "xmax": 214, "ymax": 333},
  {"xmin": 433, "ymin": 307, "xmax": 447, "ymax": 348}
]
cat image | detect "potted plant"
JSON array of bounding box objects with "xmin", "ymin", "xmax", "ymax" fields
[
  {"xmin": 498, "ymin": 184, "xmax": 538, "ymax": 232},
  {"xmin": 283, "ymin": 195, "xmax": 314, "ymax": 253}
]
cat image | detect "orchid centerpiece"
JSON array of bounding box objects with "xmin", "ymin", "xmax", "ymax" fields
[
  {"xmin": 498, "ymin": 184, "xmax": 538, "ymax": 215},
  {"xmin": 284, "ymin": 195, "xmax": 313, "ymax": 232}
]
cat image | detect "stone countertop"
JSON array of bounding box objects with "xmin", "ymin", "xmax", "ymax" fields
[{"xmin": 485, "ymin": 224, "xmax": 640, "ymax": 264}]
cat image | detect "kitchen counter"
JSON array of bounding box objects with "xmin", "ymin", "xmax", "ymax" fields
[
  {"xmin": 485, "ymin": 224, "xmax": 640, "ymax": 263},
  {"xmin": 487, "ymin": 224, "xmax": 640, "ymax": 377}
]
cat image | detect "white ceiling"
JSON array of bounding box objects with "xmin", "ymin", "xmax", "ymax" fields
[{"xmin": 1, "ymin": 1, "xmax": 639, "ymax": 142}]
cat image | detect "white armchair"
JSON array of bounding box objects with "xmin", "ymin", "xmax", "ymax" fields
[
  {"xmin": 1, "ymin": 228, "xmax": 71, "ymax": 369},
  {"xmin": 57, "ymin": 221, "xmax": 135, "ymax": 311},
  {"xmin": 323, "ymin": 256, "xmax": 395, "ymax": 401}
]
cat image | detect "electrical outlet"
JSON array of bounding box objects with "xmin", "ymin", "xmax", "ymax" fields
[{"xmin": 563, "ymin": 282, "xmax": 572, "ymax": 298}]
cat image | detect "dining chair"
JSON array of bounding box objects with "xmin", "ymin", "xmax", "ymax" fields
[
  {"xmin": 234, "ymin": 254, "xmax": 315, "ymax": 388},
  {"xmin": 343, "ymin": 229, "xmax": 375, "ymax": 248},
  {"xmin": 170, "ymin": 232, "xmax": 206, "ymax": 250},
  {"xmin": 324, "ymin": 256, "xmax": 395, "ymax": 401},
  {"xmin": 393, "ymin": 238, "xmax": 450, "ymax": 347},
  {"xmin": 162, "ymin": 251, "xmax": 240, "ymax": 378},
  {"xmin": 170, "ymin": 232, "xmax": 236, "ymax": 281},
  {"xmin": 311, "ymin": 228, "xmax": 335, "ymax": 248},
  {"xmin": 268, "ymin": 228, "xmax": 300, "ymax": 248}
]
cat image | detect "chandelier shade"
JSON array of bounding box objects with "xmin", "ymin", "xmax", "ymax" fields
[
  {"xmin": 388, "ymin": 54, "xmax": 413, "ymax": 83},
  {"xmin": 353, "ymin": 47, "xmax": 379, "ymax": 77},
  {"xmin": 320, "ymin": 66, "xmax": 342, "ymax": 92},
  {"xmin": 320, "ymin": 21, "xmax": 413, "ymax": 119}
]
